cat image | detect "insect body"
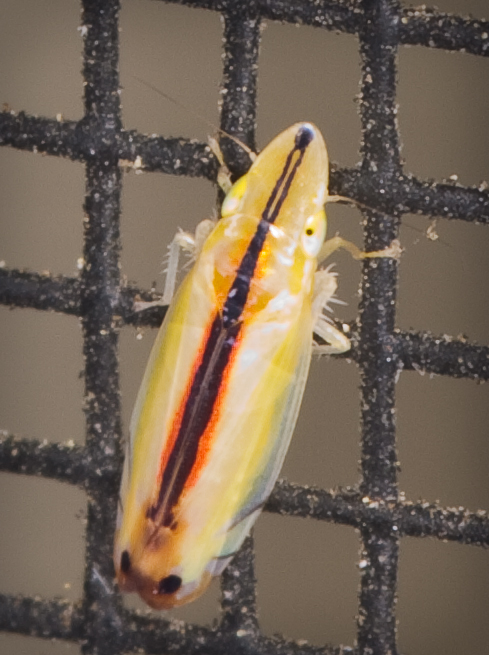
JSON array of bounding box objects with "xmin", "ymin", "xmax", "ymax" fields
[{"xmin": 114, "ymin": 123, "xmax": 359, "ymax": 608}]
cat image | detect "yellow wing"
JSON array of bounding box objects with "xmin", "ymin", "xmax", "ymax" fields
[{"xmin": 114, "ymin": 123, "xmax": 330, "ymax": 608}]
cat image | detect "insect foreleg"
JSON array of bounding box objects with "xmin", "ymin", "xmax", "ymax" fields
[
  {"xmin": 207, "ymin": 136, "xmax": 233, "ymax": 194},
  {"xmin": 318, "ymin": 235, "xmax": 402, "ymax": 265},
  {"xmin": 208, "ymin": 134, "xmax": 257, "ymax": 195}
]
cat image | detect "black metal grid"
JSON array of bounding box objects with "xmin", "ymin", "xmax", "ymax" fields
[{"xmin": 0, "ymin": 1, "xmax": 488, "ymax": 654}]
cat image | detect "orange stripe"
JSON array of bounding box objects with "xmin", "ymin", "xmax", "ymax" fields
[
  {"xmin": 183, "ymin": 329, "xmax": 242, "ymax": 491},
  {"xmin": 155, "ymin": 316, "xmax": 215, "ymax": 489}
]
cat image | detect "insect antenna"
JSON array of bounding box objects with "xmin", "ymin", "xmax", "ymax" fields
[{"xmin": 132, "ymin": 75, "xmax": 256, "ymax": 163}]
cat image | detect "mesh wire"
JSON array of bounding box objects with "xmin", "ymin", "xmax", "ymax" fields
[{"xmin": 0, "ymin": 1, "xmax": 489, "ymax": 654}]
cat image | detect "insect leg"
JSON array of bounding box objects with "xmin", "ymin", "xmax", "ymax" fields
[
  {"xmin": 312, "ymin": 267, "xmax": 351, "ymax": 356},
  {"xmin": 133, "ymin": 219, "xmax": 216, "ymax": 311},
  {"xmin": 313, "ymin": 319, "xmax": 351, "ymax": 356},
  {"xmin": 161, "ymin": 219, "xmax": 216, "ymax": 304},
  {"xmin": 318, "ymin": 235, "xmax": 402, "ymax": 264},
  {"xmin": 207, "ymin": 136, "xmax": 234, "ymax": 194}
]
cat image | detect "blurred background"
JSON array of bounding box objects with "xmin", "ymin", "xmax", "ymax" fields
[{"xmin": 0, "ymin": 0, "xmax": 489, "ymax": 653}]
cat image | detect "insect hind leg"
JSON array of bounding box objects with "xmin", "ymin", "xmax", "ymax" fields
[
  {"xmin": 311, "ymin": 235, "xmax": 401, "ymax": 355},
  {"xmin": 133, "ymin": 218, "xmax": 216, "ymax": 311},
  {"xmin": 312, "ymin": 267, "xmax": 351, "ymax": 356}
]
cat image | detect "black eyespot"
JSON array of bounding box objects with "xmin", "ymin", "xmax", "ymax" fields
[
  {"xmin": 120, "ymin": 550, "xmax": 131, "ymax": 574},
  {"xmin": 158, "ymin": 575, "xmax": 182, "ymax": 595},
  {"xmin": 306, "ymin": 228, "xmax": 314, "ymax": 236},
  {"xmin": 295, "ymin": 124, "xmax": 314, "ymax": 150}
]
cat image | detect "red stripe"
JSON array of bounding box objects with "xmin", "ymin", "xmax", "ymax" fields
[{"xmin": 183, "ymin": 330, "xmax": 242, "ymax": 491}]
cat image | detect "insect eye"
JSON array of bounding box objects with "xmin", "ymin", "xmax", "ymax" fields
[
  {"xmin": 301, "ymin": 209, "xmax": 327, "ymax": 257},
  {"xmin": 158, "ymin": 575, "xmax": 182, "ymax": 595},
  {"xmin": 120, "ymin": 550, "xmax": 131, "ymax": 574},
  {"xmin": 221, "ymin": 174, "xmax": 248, "ymax": 218}
]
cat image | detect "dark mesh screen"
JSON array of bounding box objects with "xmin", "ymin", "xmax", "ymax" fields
[{"xmin": 1, "ymin": 1, "xmax": 488, "ymax": 654}]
